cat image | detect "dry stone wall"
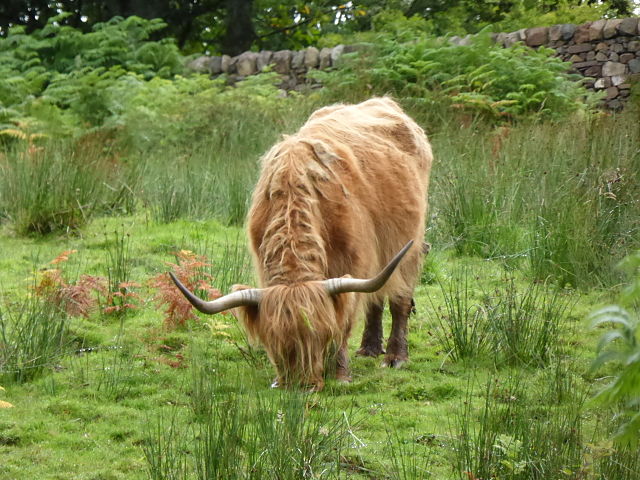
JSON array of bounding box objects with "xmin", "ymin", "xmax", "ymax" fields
[
  {"xmin": 489, "ymin": 17, "xmax": 640, "ymax": 109},
  {"xmin": 187, "ymin": 45, "xmax": 357, "ymax": 92},
  {"xmin": 188, "ymin": 17, "xmax": 640, "ymax": 109}
]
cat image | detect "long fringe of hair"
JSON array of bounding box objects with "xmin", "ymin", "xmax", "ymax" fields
[{"xmin": 238, "ymin": 282, "xmax": 353, "ymax": 386}]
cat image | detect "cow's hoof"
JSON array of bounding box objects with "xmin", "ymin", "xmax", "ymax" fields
[
  {"xmin": 356, "ymin": 346, "xmax": 385, "ymax": 357},
  {"xmin": 271, "ymin": 378, "xmax": 282, "ymax": 388},
  {"xmin": 336, "ymin": 374, "xmax": 352, "ymax": 384},
  {"xmin": 381, "ymin": 355, "xmax": 407, "ymax": 368},
  {"xmin": 308, "ymin": 381, "xmax": 324, "ymax": 393}
]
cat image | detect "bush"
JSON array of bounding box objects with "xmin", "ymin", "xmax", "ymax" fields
[
  {"xmin": 0, "ymin": 140, "xmax": 124, "ymax": 234},
  {"xmin": 314, "ymin": 30, "xmax": 597, "ymax": 120},
  {"xmin": 0, "ymin": 14, "xmax": 184, "ymax": 139},
  {"xmin": 590, "ymin": 251, "xmax": 640, "ymax": 445},
  {"xmin": 0, "ymin": 296, "xmax": 70, "ymax": 383}
]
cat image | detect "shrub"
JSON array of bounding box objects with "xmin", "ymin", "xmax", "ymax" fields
[
  {"xmin": 151, "ymin": 250, "xmax": 221, "ymax": 328},
  {"xmin": 315, "ymin": 30, "xmax": 597, "ymax": 120},
  {"xmin": 590, "ymin": 251, "xmax": 640, "ymax": 445},
  {"xmin": 0, "ymin": 140, "xmax": 121, "ymax": 234},
  {"xmin": 34, "ymin": 250, "xmax": 107, "ymax": 318}
]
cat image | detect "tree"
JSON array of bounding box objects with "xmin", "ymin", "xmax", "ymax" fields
[
  {"xmin": 222, "ymin": 0, "xmax": 255, "ymax": 56},
  {"xmin": 1, "ymin": 0, "xmax": 636, "ymax": 55},
  {"xmin": 400, "ymin": 0, "xmax": 636, "ymax": 36},
  {"xmin": 0, "ymin": 0, "xmax": 224, "ymax": 51},
  {"xmin": 0, "ymin": 0, "xmax": 361, "ymax": 53}
]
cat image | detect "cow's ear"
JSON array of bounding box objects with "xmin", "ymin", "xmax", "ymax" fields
[
  {"xmin": 329, "ymin": 275, "xmax": 357, "ymax": 321},
  {"xmin": 331, "ymin": 290, "xmax": 357, "ymax": 327},
  {"xmin": 306, "ymin": 140, "xmax": 340, "ymax": 166},
  {"xmin": 230, "ymin": 284, "xmax": 260, "ymax": 330}
]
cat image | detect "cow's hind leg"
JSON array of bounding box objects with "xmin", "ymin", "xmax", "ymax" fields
[
  {"xmin": 356, "ymin": 300, "xmax": 385, "ymax": 357},
  {"xmin": 383, "ymin": 296, "xmax": 412, "ymax": 368}
]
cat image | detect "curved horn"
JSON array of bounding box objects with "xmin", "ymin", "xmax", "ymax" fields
[
  {"xmin": 169, "ymin": 272, "xmax": 262, "ymax": 314},
  {"xmin": 321, "ymin": 240, "xmax": 415, "ymax": 295}
]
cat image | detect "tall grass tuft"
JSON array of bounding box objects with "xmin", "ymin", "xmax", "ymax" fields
[
  {"xmin": 174, "ymin": 232, "xmax": 253, "ymax": 293},
  {"xmin": 93, "ymin": 345, "xmax": 138, "ymax": 400},
  {"xmin": 483, "ymin": 277, "xmax": 573, "ymax": 367},
  {"xmin": 0, "ymin": 296, "xmax": 70, "ymax": 383},
  {"xmin": 142, "ymin": 145, "xmax": 257, "ymax": 225},
  {"xmin": 204, "ymin": 237, "xmax": 253, "ymax": 294},
  {"xmin": 383, "ymin": 425, "xmax": 433, "ymax": 480},
  {"xmin": 248, "ymin": 391, "xmax": 348, "ymax": 479},
  {"xmin": 140, "ymin": 95, "xmax": 305, "ymax": 226},
  {"xmin": 103, "ymin": 227, "xmax": 141, "ymax": 317},
  {"xmin": 145, "ymin": 345, "xmax": 350, "ymax": 480},
  {"xmin": 431, "ymin": 271, "xmax": 572, "ymax": 367},
  {"xmin": 594, "ymin": 445, "xmax": 640, "ymax": 479},
  {"xmin": 105, "ymin": 227, "xmax": 133, "ymax": 293},
  {"xmin": 428, "ymin": 111, "xmax": 640, "ymax": 288},
  {"xmin": 0, "ymin": 140, "xmax": 122, "ymax": 235},
  {"xmin": 68, "ymin": 344, "xmax": 138, "ymax": 401},
  {"xmin": 452, "ymin": 371, "xmax": 585, "ymax": 480},
  {"xmin": 429, "ymin": 269, "xmax": 490, "ymax": 362},
  {"xmin": 143, "ymin": 409, "xmax": 191, "ymax": 480}
]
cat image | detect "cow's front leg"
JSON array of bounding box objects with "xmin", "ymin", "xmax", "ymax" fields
[
  {"xmin": 383, "ymin": 296, "xmax": 412, "ymax": 368},
  {"xmin": 335, "ymin": 343, "xmax": 352, "ymax": 383},
  {"xmin": 356, "ymin": 300, "xmax": 385, "ymax": 357},
  {"xmin": 308, "ymin": 352, "xmax": 326, "ymax": 392}
]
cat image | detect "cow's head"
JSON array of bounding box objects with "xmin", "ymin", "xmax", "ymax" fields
[{"xmin": 170, "ymin": 241, "xmax": 413, "ymax": 390}]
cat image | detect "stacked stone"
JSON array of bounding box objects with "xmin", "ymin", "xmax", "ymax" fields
[
  {"xmin": 494, "ymin": 17, "xmax": 640, "ymax": 110},
  {"xmin": 188, "ymin": 17, "xmax": 640, "ymax": 109},
  {"xmin": 187, "ymin": 45, "xmax": 350, "ymax": 92}
]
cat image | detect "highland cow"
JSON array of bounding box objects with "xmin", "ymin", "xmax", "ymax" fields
[{"xmin": 170, "ymin": 97, "xmax": 433, "ymax": 391}]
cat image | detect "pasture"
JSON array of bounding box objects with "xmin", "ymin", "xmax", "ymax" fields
[{"xmin": 1, "ymin": 97, "xmax": 639, "ymax": 479}]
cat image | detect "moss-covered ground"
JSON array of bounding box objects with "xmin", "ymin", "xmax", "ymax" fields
[{"xmin": 1, "ymin": 212, "xmax": 629, "ymax": 480}]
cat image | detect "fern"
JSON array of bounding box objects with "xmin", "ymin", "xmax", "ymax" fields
[
  {"xmin": 320, "ymin": 29, "xmax": 597, "ymax": 120},
  {"xmin": 590, "ymin": 253, "xmax": 640, "ymax": 445},
  {"xmin": 33, "ymin": 249, "xmax": 107, "ymax": 319},
  {"xmin": 0, "ymin": 14, "xmax": 185, "ymax": 138},
  {"xmin": 151, "ymin": 250, "xmax": 222, "ymax": 329}
]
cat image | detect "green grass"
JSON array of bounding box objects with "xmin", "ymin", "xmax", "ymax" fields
[
  {"xmin": 0, "ymin": 213, "xmax": 635, "ymax": 479},
  {"xmin": 0, "ymin": 140, "xmax": 129, "ymax": 235},
  {"xmin": 0, "ymin": 296, "xmax": 70, "ymax": 384},
  {"xmin": 1, "ymin": 101, "xmax": 639, "ymax": 478},
  {"xmin": 427, "ymin": 112, "xmax": 640, "ymax": 288}
]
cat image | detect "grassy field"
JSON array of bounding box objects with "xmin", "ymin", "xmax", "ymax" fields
[{"xmin": 1, "ymin": 99, "xmax": 639, "ymax": 479}]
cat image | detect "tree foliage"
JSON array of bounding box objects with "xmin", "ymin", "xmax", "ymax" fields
[
  {"xmin": 0, "ymin": 0, "xmax": 224, "ymax": 52},
  {"xmin": 0, "ymin": 14, "xmax": 184, "ymax": 136},
  {"xmin": 2, "ymin": 1, "xmax": 635, "ymax": 54}
]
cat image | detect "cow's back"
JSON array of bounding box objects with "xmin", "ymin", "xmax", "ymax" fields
[
  {"xmin": 248, "ymin": 97, "xmax": 432, "ymax": 303},
  {"xmin": 300, "ymin": 97, "xmax": 432, "ymax": 300}
]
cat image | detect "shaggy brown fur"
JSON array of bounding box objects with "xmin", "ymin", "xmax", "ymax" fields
[{"xmin": 235, "ymin": 97, "xmax": 433, "ymax": 390}]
